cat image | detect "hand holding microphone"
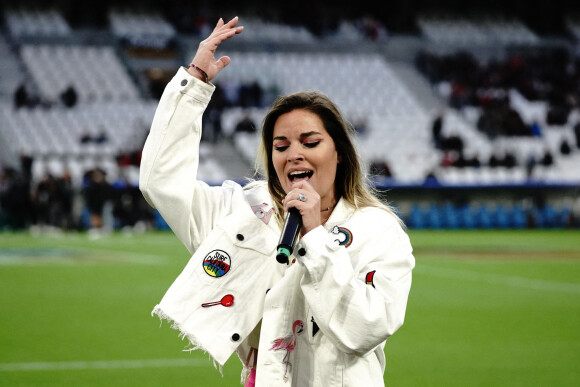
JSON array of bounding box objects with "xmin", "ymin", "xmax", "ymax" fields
[
  {"xmin": 276, "ymin": 206, "xmax": 302, "ymax": 264},
  {"xmin": 276, "ymin": 183, "xmax": 321, "ymax": 264}
]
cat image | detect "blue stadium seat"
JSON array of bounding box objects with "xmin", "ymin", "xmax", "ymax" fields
[
  {"xmin": 426, "ymin": 204, "xmax": 443, "ymax": 229},
  {"xmin": 458, "ymin": 204, "xmax": 476, "ymax": 229},
  {"xmin": 475, "ymin": 204, "xmax": 493, "ymax": 229},
  {"xmin": 408, "ymin": 204, "xmax": 426, "ymax": 229},
  {"xmin": 495, "ymin": 204, "xmax": 510, "ymax": 229},
  {"xmin": 153, "ymin": 210, "xmax": 170, "ymax": 230},
  {"xmin": 511, "ymin": 204, "xmax": 527, "ymax": 229}
]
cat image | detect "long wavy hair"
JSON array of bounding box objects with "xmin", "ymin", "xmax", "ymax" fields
[{"xmin": 254, "ymin": 90, "xmax": 400, "ymax": 226}]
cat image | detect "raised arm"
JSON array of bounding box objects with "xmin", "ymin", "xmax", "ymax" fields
[{"xmin": 139, "ymin": 17, "xmax": 244, "ymax": 253}]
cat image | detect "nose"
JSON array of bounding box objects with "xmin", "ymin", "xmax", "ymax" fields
[{"xmin": 287, "ymin": 143, "xmax": 303, "ymax": 162}]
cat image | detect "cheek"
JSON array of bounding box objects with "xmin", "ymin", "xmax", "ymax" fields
[{"xmin": 271, "ymin": 154, "xmax": 285, "ymax": 178}]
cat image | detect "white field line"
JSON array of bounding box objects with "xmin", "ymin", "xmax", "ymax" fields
[
  {"xmin": 418, "ymin": 265, "xmax": 580, "ymax": 295},
  {"xmin": 0, "ymin": 358, "xmax": 207, "ymax": 372},
  {"xmin": 0, "ymin": 247, "xmax": 167, "ymax": 266}
]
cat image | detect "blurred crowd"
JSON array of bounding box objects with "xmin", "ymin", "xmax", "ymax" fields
[
  {"xmin": 416, "ymin": 46, "xmax": 580, "ymax": 129},
  {"xmin": 3, "ymin": 4, "xmax": 580, "ymax": 232},
  {"xmin": 0, "ymin": 155, "xmax": 154, "ymax": 235},
  {"xmin": 417, "ymin": 47, "xmax": 580, "ymax": 176}
]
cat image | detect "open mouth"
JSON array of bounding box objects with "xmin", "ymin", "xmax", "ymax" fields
[{"xmin": 288, "ymin": 170, "xmax": 313, "ymax": 182}]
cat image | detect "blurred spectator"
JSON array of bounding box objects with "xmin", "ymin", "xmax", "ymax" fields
[
  {"xmin": 464, "ymin": 152, "xmax": 481, "ymax": 168},
  {"xmin": 34, "ymin": 172, "xmax": 57, "ymax": 228},
  {"xmin": 431, "ymin": 114, "xmax": 443, "ymax": 149},
  {"xmin": 488, "ymin": 152, "xmax": 501, "ymax": 168},
  {"xmin": 202, "ymin": 83, "xmax": 228, "ymax": 143},
  {"xmin": 60, "ymin": 86, "xmax": 78, "ymax": 108},
  {"xmin": 112, "ymin": 178, "xmax": 144, "ymax": 230},
  {"xmin": 0, "ymin": 167, "xmax": 33, "ymax": 230},
  {"xmin": 80, "ymin": 130, "xmax": 109, "ymax": 144},
  {"xmin": 94, "ymin": 130, "xmax": 109, "ymax": 144},
  {"xmin": 560, "ymin": 140, "xmax": 571, "ymax": 155},
  {"xmin": 477, "ymin": 98, "xmax": 530, "ymax": 138},
  {"xmin": 488, "ymin": 150, "xmax": 517, "ymax": 168},
  {"xmin": 13, "ymin": 83, "xmax": 39, "ymax": 109},
  {"xmin": 14, "ymin": 84, "xmax": 29, "ymax": 108},
  {"xmin": 238, "ymin": 81, "xmax": 263, "ymax": 107},
  {"xmin": 504, "ymin": 150, "xmax": 517, "ymax": 168},
  {"xmin": 116, "ymin": 151, "xmax": 133, "ymax": 167},
  {"xmin": 440, "ymin": 150, "xmax": 457, "ymax": 167},
  {"xmin": 574, "ymin": 121, "xmax": 580, "ymax": 148},
  {"xmin": 424, "ymin": 170, "xmax": 439, "ymax": 185},
  {"xmin": 82, "ymin": 168, "xmax": 113, "ymax": 231},
  {"xmin": 540, "ymin": 149, "xmax": 554, "ymax": 167},
  {"xmin": 55, "ymin": 170, "xmax": 75, "ymax": 230},
  {"xmin": 80, "ymin": 131, "xmax": 92, "ymax": 144},
  {"xmin": 525, "ymin": 155, "xmax": 537, "ymax": 178},
  {"xmin": 20, "ymin": 155, "xmax": 33, "ymax": 182},
  {"xmin": 235, "ymin": 115, "xmax": 257, "ymax": 134},
  {"xmin": 31, "ymin": 170, "xmax": 73, "ymax": 230},
  {"xmin": 452, "ymin": 151, "xmax": 467, "ymax": 168},
  {"xmin": 440, "ymin": 135, "xmax": 464, "ymax": 153}
]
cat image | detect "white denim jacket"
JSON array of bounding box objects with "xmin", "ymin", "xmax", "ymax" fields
[{"xmin": 140, "ymin": 67, "xmax": 415, "ymax": 386}]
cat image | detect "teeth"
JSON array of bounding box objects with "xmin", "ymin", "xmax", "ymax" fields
[{"xmin": 289, "ymin": 170, "xmax": 313, "ymax": 181}]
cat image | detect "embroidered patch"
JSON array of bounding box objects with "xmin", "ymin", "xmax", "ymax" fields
[
  {"xmin": 202, "ymin": 250, "xmax": 231, "ymax": 278},
  {"xmin": 201, "ymin": 294, "xmax": 234, "ymax": 308},
  {"xmin": 250, "ymin": 202, "xmax": 274, "ymax": 225},
  {"xmin": 365, "ymin": 270, "xmax": 376, "ymax": 288},
  {"xmin": 331, "ymin": 226, "xmax": 353, "ymax": 247},
  {"xmin": 270, "ymin": 320, "xmax": 304, "ymax": 382}
]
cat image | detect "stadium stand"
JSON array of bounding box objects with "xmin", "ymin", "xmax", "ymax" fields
[
  {"xmin": 3, "ymin": 6, "xmax": 71, "ymax": 38},
  {"xmin": 108, "ymin": 6, "xmax": 176, "ymax": 49},
  {"xmin": 416, "ymin": 13, "xmax": 539, "ymax": 46},
  {"xmin": 0, "ymin": 2, "xmax": 579, "ymax": 231}
]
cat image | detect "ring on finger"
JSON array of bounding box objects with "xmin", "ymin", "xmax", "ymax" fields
[{"xmin": 298, "ymin": 193, "xmax": 307, "ymax": 202}]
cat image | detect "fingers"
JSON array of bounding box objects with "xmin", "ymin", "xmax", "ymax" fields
[
  {"xmin": 211, "ymin": 16, "xmax": 240, "ymax": 31},
  {"xmin": 211, "ymin": 16, "xmax": 242, "ymax": 38},
  {"xmin": 216, "ymin": 56, "xmax": 232, "ymax": 71},
  {"xmin": 190, "ymin": 17, "xmax": 243, "ymax": 81},
  {"xmin": 282, "ymin": 183, "xmax": 320, "ymax": 212},
  {"xmin": 213, "ymin": 17, "xmax": 225, "ymax": 32},
  {"xmin": 202, "ymin": 18, "xmax": 243, "ymax": 54},
  {"xmin": 282, "ymin": 186, "xmax": 322, "ymax": 234}
]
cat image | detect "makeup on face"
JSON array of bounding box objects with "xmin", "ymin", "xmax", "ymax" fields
[{"xmin": 271, "ymin": 109, "xmax": 339, "ymax": 208}]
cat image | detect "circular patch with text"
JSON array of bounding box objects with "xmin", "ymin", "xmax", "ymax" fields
[{"xmin": 202, "ymin": 250, "xmax": 231, "ymax": 278}]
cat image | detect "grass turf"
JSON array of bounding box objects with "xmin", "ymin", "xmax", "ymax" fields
[{"xmin": 0, "ymin": 229, "xmax": 578, "ymax": 386}]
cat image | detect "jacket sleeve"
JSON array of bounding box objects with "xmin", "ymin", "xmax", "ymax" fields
[
  {"xmin": 296, "ymin": 209, "xmax": 415, "ymax": 356},
  {"xmin": 139, "ymin": 68, "xmax": 245, "ymax": 254}
]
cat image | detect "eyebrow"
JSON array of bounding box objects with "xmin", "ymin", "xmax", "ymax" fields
[{"xmin": 273, "ymin": 131, "xmax": 322, "ymax": 141}]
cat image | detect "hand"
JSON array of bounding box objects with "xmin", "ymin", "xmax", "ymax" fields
[
  {"xmin": 188, "ymin": 17, "xmax": 243, "ymax": 82},
  {"xmin": 282, "ymin": 181, "xmax": 321, "ymax": 235}
]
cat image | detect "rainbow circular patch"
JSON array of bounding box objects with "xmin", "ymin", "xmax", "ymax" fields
[
  {"xmin": 202, "ymin": 250, "xmax": 231, "ymax": 278},
  {"xmin": 336, "ymin": 227, "xmax": 353, "ymax": 247}
]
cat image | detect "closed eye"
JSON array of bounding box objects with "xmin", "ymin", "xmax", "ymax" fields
[
  {"xmin": 303, "ymin": 140, "xmax": 321, "ymax": 148},
  {"xmin": 274, "ymin": 144, "xmax": 289, "ymax": 152}
]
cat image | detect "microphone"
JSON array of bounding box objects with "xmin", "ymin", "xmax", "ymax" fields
[{"xmin": 276, "ymin": 207, "xmax": 302, "ymax": 264}]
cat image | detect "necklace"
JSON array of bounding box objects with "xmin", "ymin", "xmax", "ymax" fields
[{"xmin": 320, "ymin": 204, "xmax": 335, "ymax": 213}]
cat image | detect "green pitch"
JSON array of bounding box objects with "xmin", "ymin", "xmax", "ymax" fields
[{"xmin": 0, "ymin": 229, "xmax": 579, "ymax": 386}]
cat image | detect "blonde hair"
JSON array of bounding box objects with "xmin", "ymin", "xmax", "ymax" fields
[{"xmin": 254, "ymin": 90, "xmax": 401, "ymax": 226}]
